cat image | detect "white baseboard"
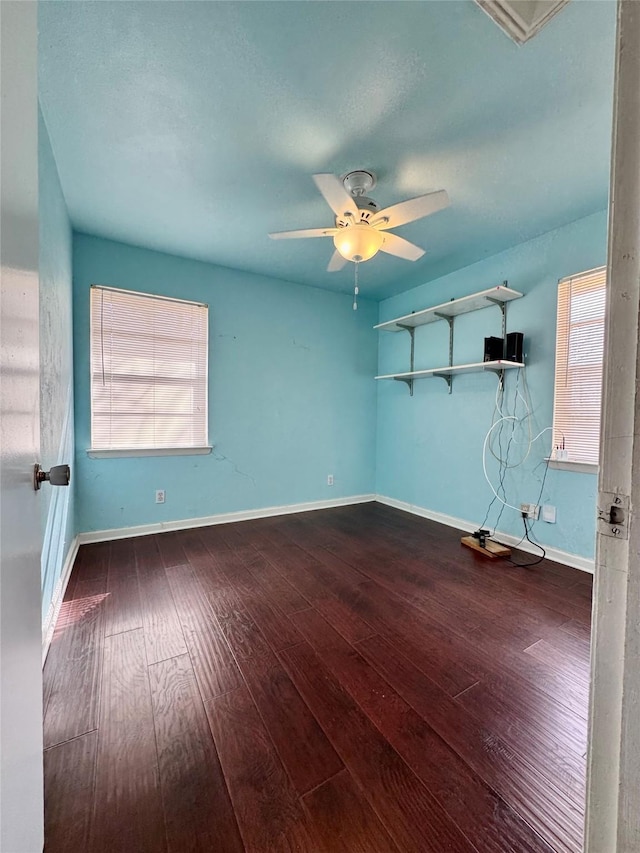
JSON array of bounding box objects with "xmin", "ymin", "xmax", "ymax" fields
[
  {"xmin": 42, "ymin": 535, "xmax": 80, "ymax": 664},
  {"xmin": 375, "ymin": 494, "xmax": 594, "ymax": 574},
  {"xmin": 78, "ymin": 494, "xmax": 377, "ymax": 545}
]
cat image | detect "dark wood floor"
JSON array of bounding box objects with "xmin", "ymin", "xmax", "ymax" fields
[{"xmin": 43, "ymin": 502, "xmax": 592, "ymax": 853}]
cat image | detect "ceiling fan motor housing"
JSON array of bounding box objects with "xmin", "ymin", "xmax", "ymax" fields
[{"xmin": 335, "ymin": 195, "xmax": 380, "ymax": 228}]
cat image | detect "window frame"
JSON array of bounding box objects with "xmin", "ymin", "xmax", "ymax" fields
[
  {"xmin": 550, "ymin": 266, "xmax": 606, "ymax": 472},
  {"xmin": 88, "ymin": 285, "xmax": 212, "ymax": 458}
]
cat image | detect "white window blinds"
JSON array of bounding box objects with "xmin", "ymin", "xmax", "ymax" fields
[
  {"xmin": 90, "ymin": 286, "xmax": 208, "ymax": 451},
  {"xmin": 552, "ymin": 267, "xmax": 606, "ymax": 465}
]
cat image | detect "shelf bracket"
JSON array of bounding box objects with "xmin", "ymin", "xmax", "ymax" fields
[
  {"xmin": 397, "ymin": 324, "xmax": 416, "ymax": 396},
  {"xmin": 434, "ymin": 313, "xmax": 454, "ymax": 394},
  {"xmin": 393, "ymin": 376, "xmax": 414, "ymax": 394},
  {"xmin": 483, "ymin": 364, "xmax": 507, "ymax": 388},
  {"xmin": 432, "ymin": 372, "xmax": 453, "ymax": 392},
  {"xmin": 486, "ymin": 297, "xmax": 508, "ymax": 339}
]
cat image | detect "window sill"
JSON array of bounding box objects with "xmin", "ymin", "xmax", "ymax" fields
[
  {"xmin": 87, "ymin": 446, "xmax": 213, "ymax": 459},
  {"xmin": 545, "ymin": 457, "xmax": 598, "ymax": 474}
]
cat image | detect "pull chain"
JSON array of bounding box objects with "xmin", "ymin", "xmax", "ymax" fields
[{"xmin": 353, "ymin": 260, "xmax": 359, "ymax": 311}]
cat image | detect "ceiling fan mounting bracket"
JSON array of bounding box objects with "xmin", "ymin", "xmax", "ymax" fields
[{"xmin": 342, "ymin": 170, "xmax": 377, "ymax": 197}]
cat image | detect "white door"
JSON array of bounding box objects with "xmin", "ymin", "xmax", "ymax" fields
[{"xmin": 0, "ymin": 3, "xmax": 44, "ymax": 851}]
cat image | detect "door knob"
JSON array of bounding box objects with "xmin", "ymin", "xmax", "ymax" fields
[{"xmin": 34, "ymin": 463, "xmax": 71, "ymax": 491}]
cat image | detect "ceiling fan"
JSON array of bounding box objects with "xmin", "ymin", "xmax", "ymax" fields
[{"xmin": 269, "ymin": 170, "xmax": 450, "ymax": 272}]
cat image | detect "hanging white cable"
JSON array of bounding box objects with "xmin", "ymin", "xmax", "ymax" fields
[
  {"xmin": 483, "ymin": 421, "xmax": 554, "ymax": 513},
  {"xmin": 494, "ymin": 373, "xmax": 508, "ymax": 419},
  {"xmin": 489, "ymin": 368, "xmax": 551, "ymax": 467},
  {"xmin": 491, "ymin": 421, "xmax": 552, "ymax": 468},
  {"xmin": 482, "ymin": 416, "xmax": 523, "ymax": 512},
  {"xmin": 489, "ymin": 369, "xmax": 522, "ymax": 463},
  {"xmin": 529, "ymin": 426, "xmax": 554, "ymax": 444}
]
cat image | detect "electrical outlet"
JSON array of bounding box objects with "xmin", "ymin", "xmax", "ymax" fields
[
  {"xmin": 327, "ymin": 474, "xmax": 334, "ymax": 486},
  {"xmin": 541, "ymin": 504, "xmax": 556, "ymax": 523},
  {"xmin": 520, "ymin": 503, "xmax": 539, "ymax": 520},
  {"xmin": 155, "ymin": 489, "xmax": 165, "ymax": 504}
]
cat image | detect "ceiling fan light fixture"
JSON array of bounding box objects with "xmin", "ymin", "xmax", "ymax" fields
[{"xmin": 333, "ymin": 223, "xmax": 384, "ymax": 263}]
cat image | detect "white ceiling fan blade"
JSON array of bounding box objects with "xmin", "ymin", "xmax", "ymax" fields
[
  {"xmin": 380, "ymin": 232, "xmax": 426, "ymax": 261},
  {"xmin": 313, "ymin": 174, "xmax": 359, "ymax": 220},
  {"xmin": 269, "ymin": 227, "xmax": 338, "ymax": 240},
  {"xmin": 372, "ymin": 189, "xmax": 450, "ymax": 230},
  {"xmin": 327, "ymin": 249, "xmax": 348, "ymax": 272}
]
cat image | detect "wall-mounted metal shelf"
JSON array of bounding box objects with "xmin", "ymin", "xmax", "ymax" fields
[
  {"xmin": 374, "ymin": 283, "xmax": 524, "ymax": 394},
  {"xmin": 376, "ymin": 360, "xmax": 524, "ymax": 391},
  {"xmin": 374, "ymin": 285, "xmax": 523, "ymax": 332}
]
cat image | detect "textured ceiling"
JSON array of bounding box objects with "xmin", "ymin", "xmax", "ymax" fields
[{"xmin": 38, "ymin": 1, "xmax": 616, "ymax": 300}]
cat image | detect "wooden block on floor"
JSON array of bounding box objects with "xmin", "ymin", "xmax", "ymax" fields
[{"xmin": 461, "ymin": 535, "xmax": 511, "ymax": 559}]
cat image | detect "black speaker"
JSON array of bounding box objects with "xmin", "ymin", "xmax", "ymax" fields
[
  {"xmin": 506, "ymin": 332, "xmax": 524, "ymax": 363},
  {"xmin": 484, "ymin": 336, "xmax": 504, "ymax": 362}
]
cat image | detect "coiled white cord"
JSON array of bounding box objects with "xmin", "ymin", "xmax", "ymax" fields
[{"xmin": 483, "ymin": 368, "xmax": 552, "ymax": 512}]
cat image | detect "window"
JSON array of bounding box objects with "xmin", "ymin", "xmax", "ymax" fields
[
  {"xmin": 90, "ymin": 286, "xmax": 209, "ymax": 455},
  {"xmin": 552, "ymin": 267, "xmax": 606, "ymax": 466}
]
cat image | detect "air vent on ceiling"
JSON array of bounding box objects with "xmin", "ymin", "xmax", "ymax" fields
[{"xmin": 474, "ymin": 0, "xmax": 570, "ymax": 45}]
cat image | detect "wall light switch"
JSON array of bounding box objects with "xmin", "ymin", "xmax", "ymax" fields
[{"xmin": 541, "ymin": 504, "xmax": 556, "ymax": 523}]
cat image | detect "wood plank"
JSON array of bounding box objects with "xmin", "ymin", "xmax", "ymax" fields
[
  {"xmin": 322, "ymin": 543, "xmax": 486, "ymax": 637},
  {"xmin": 165, "ymin": 563, "xmax": 242, "ymax": 700},
  {"xmin": 343, "ymin": 580, "xmax": 479, "ymax": 696},
  {"xmin": 524, "ymin": 637, "xmax": 590, "ymax": 689},
  {"xmin": 91, "ymin": 629, "xmax": 166, "ymax": 853},
  {"xmin": 357, "ymin": 633, "xmax": 583, "ymax": 853},
  {"xmin": 215, "ymin": 545, "xmax": 305, "ymax": 651},
  {"xmin": 148, "ymin": 654, "xmax": 243, "ymax": 853},
  {"xmin": 560, "ymin": 619, "xmax": 592, "ymax": 644},
  {"xmin": 465, "ymin": 623, "xmax": 590, "ymax": 720},
  {"xmin": 351, "ymin": 579, "xmax": 587, "ymax": 718},
  {"xmin": 294, "ymin": 609, "xmax": 558, "ymax": 853},
  {"xmin": 105, "ymin": 537, "xmax": 142, "ymax": 636},
  {"xmin": 156, "ymin": 530, "xmax": 187, "ymax": 568},
  {"xmin": 220, "ymin": 547, "xmax": 309, "ymax": 647},
  {"xmin": 310, "ymin": 509, "xmax": 589, "ymax": 631},
  {"xmin": 44, "ymin": 731, "xmax": 97, "ymax": 853},
  {"xmin": 242, "ymin": 550, "xmax": 311, "ymax": 614},
  {"xmin": 205, "ymin": 686, "xmax": 323, "ymax": 852},
  {"xmin": 255, "ymin": 544, "xmax": 377, "ymax": 646},
  {"xmin": 303, "ymin": 769, "xmax": 402, "ymax": 853},
  {"xmin": 279, "ymin": 641, "xmax": 477, "ymax": 853},
  {"xmin": 238, "ymin": 589, "xmax": 303, "ymax": 651},
  {"xmin": 43, "ymin": 577, "xmax": 106, "ymax": 748},
  {"xmin": 134, "ymin": 536, "xmax": 187, "ymax": 664},
  {"xmin": 72, "ymin": 541, "xmax": 111, "ymax": 585},
  {"xmin": 235, "ymin": 649, "xmax": 343, "ymax": 795},
  {"xmin": 195, "ymin": 523, "xmax": 233, "ymax": 554},
  {"xmin": 461, "ymin": 535, "xmax": 511, "ymax": 558},
  {"xmin": 218, "ymin": 606, "xmax": 273, "ymax": 660},
  {"xmin": 455, "ymin": 679, "xmax": 587, "ymax": 790},
  {"xmin": 310, "ymin": 594, "xmax": 375, "ymax": 644},
  {"xmin": 181, "ymin": 530, "xmax": 246, "ymax": 620}
]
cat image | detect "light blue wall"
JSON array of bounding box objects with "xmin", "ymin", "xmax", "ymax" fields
[
  {"xmin": 39, "ymin": 109, "xmax": 75, "ymax": 623},
  {"xmin": 72, "ymin": 234, "xmax": 378, "ymax": 533},
  {"xmin": 375, "ymin": 210, "xmax": 608, "ymax": 560}
]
